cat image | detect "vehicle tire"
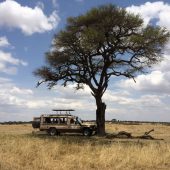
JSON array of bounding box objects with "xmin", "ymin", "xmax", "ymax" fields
[
  {"xmin": 83, "ymin": 128, "xmax": 92, "ymax": 136},
  {"xmin": 48, "ymin": 128, "xmax": 57, "ymax": 136}
]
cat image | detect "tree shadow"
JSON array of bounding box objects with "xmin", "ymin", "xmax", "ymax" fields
[{"xmin": 24, "ymin": 133, "xmax": 162, "ymax": 147}]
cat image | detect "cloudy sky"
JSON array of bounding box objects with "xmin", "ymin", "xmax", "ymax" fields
[{"xmin": 0, "ymin": 0, "xmax": 170, "ymax": 122}]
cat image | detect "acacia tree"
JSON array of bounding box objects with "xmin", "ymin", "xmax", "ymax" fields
[{"xmin": 34, "ymin": 5, "xmax": 169, "ymax": 136}]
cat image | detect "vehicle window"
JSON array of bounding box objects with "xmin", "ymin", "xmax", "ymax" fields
[
  {"xmin": 75, "ymin": 117, "xmax": 82, "ymax": 125},
  {"xmin": 70, "ymin": 118, "xmax": 74, "ymax": 124},
  {"xmin": 50, "ymin": 118, "xmax": 56, "ymax": 123},
  {"xmin": 45, "ymin": 117, "xmax": 51, "ymax": 123},
  {"xmin": 34, "ymin": 117, "xmax": 40, "ymax": 122},
  {"xmin": 60, "ymin": 117, "xmax": 67, "ymax": 124},
  {"xmin": 53, "ymin": 118, "xmax": 59, "ymax": 124}
]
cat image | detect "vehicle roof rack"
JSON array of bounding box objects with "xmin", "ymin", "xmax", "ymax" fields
[
  {"xmin": 52, "ymin": 109, "xmax": 75, "ymax": 112},
  {"xmin": 52, "ymin": 109, "xmax": 75, "ymax": 115},
  {"xmin": 43, "ymin": 114, "xmax": 73, "ymax": 117}
]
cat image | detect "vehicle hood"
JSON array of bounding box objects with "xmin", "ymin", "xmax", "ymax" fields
[{"xmin": 81, "ymin": 122, "xmax": 96, "ymax": 127}]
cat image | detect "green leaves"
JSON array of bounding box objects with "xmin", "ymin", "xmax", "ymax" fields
[{"xmin": 34, "ymin": 4, "xmax": 169, "ymax": 94}]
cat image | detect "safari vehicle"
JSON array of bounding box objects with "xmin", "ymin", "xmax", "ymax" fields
[{"xmin": 32, "ymin": 109, "xmax": 97, "ymax": 136}]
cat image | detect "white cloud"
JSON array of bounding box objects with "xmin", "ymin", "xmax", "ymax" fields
[
  {"xmin": 0, "ymin": 0, "xmax": 60, "ymax": 35},
  {"xmin": 104, "ymin": 89, "xmax": 163, "ymax": 107},
  {"xmin": 0, "ymin": 36, "xmax": 10, "ymax": 47},
  {"xmin": 126, "ymin": 1, "xmax": 170, "ymax": 29},
  {"xmin": 0, "ymin": 78, "xmax": 169, "ymax": 121},
  {"xmin": 0, "ymin": 77, "xmax": 11, "ymax": 83},
  {"xmin": 154, "ymin": 55, "xmax": 170, "ymax": 72},
  {"xmin": 0, "ymin": 78, "xmax": 34, "ymax": 107},
  {"xmin": 0, "ymin": 51, "xmax": 25, "ymax": 65},
  {"xmin": 0, "ymin": 1, "xmax": 170, "ymax": 122},
  {"xmin": 0, "ymin": 80, "xmax": 95, "ymax": 121},
  {"xmin": 118, "ymin": 53, "xmax": 170, "ymax": 95},
  {"xmin": 10, "ymin": 87, "xmax": 33, "ymax": 95},
  {"xmin": 52, "ymin": 84, "xmax": 92, "ymax": 99},
  {"xmin": 0, "ymin": 50, "xmax": 27, "ymax": 75},
  {"xmin": 102, "ymin": 88, "xmax": 170, "ymax": 121}
]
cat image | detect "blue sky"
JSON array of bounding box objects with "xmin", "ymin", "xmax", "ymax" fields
[{"xmin": 0, "ymin": 0, "xmax": 170, "ymax": 122}]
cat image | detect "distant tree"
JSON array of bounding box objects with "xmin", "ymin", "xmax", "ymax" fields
[{"xmin": 34, "ymin": 4, "xmax": 169, "ymax": 136}]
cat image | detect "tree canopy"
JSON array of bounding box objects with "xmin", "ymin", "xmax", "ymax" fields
[{"xmin": 34, "ymin": 4, "xmax": 169, "ymax": 135}]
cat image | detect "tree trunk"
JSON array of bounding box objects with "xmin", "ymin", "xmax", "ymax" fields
[{"xmin": 96, "ymin": 98, "xmax": 106, "ymax": 136}]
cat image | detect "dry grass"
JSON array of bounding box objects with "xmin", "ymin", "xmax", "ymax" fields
[{"xmin": 0, "ymin": 123, "xmax": 170, "ymax": 170}]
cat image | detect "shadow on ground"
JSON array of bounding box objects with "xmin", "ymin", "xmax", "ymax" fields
[{"xmin": 24, "ymin": 132, "xmax": 164, "ymax": 147}]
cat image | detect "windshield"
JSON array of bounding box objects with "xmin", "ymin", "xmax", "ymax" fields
[{"xmin": 76, "ymin": 117, "xmax": 82, "ymax": 125}]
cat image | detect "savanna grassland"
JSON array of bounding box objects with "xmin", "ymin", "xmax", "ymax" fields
[{"xmin": 0, "ymin": 123, "xmax": 170, "ymax": 170}]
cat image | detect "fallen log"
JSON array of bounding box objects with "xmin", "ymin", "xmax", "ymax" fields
[
  {"xmin": 105, "ymin": 129, "xmax": 163, "ymax": 140},
  {"xmin": 106, "ymin": 131, "xmax": 132, "ymax": 139},
  {"xmin": 144, "ymin": 129, "xmax": 154, "ymax": 136},
  {"xmin": 116, "ymin": 131, "xmax": 132, "ymax": 138},
  {"xmin": 138, "ymin": 135, "xmax": 154, "ymax": 140}
]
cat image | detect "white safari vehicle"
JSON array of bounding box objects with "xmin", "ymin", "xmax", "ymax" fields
[{"xmin": 32, "ymin": 109, "xmax": 97, "ymax": 136}]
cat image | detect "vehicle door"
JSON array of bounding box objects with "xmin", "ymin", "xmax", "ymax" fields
[{"xmin": 68, "ymin": 118, "xmax": 81, "ymax": 133}]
